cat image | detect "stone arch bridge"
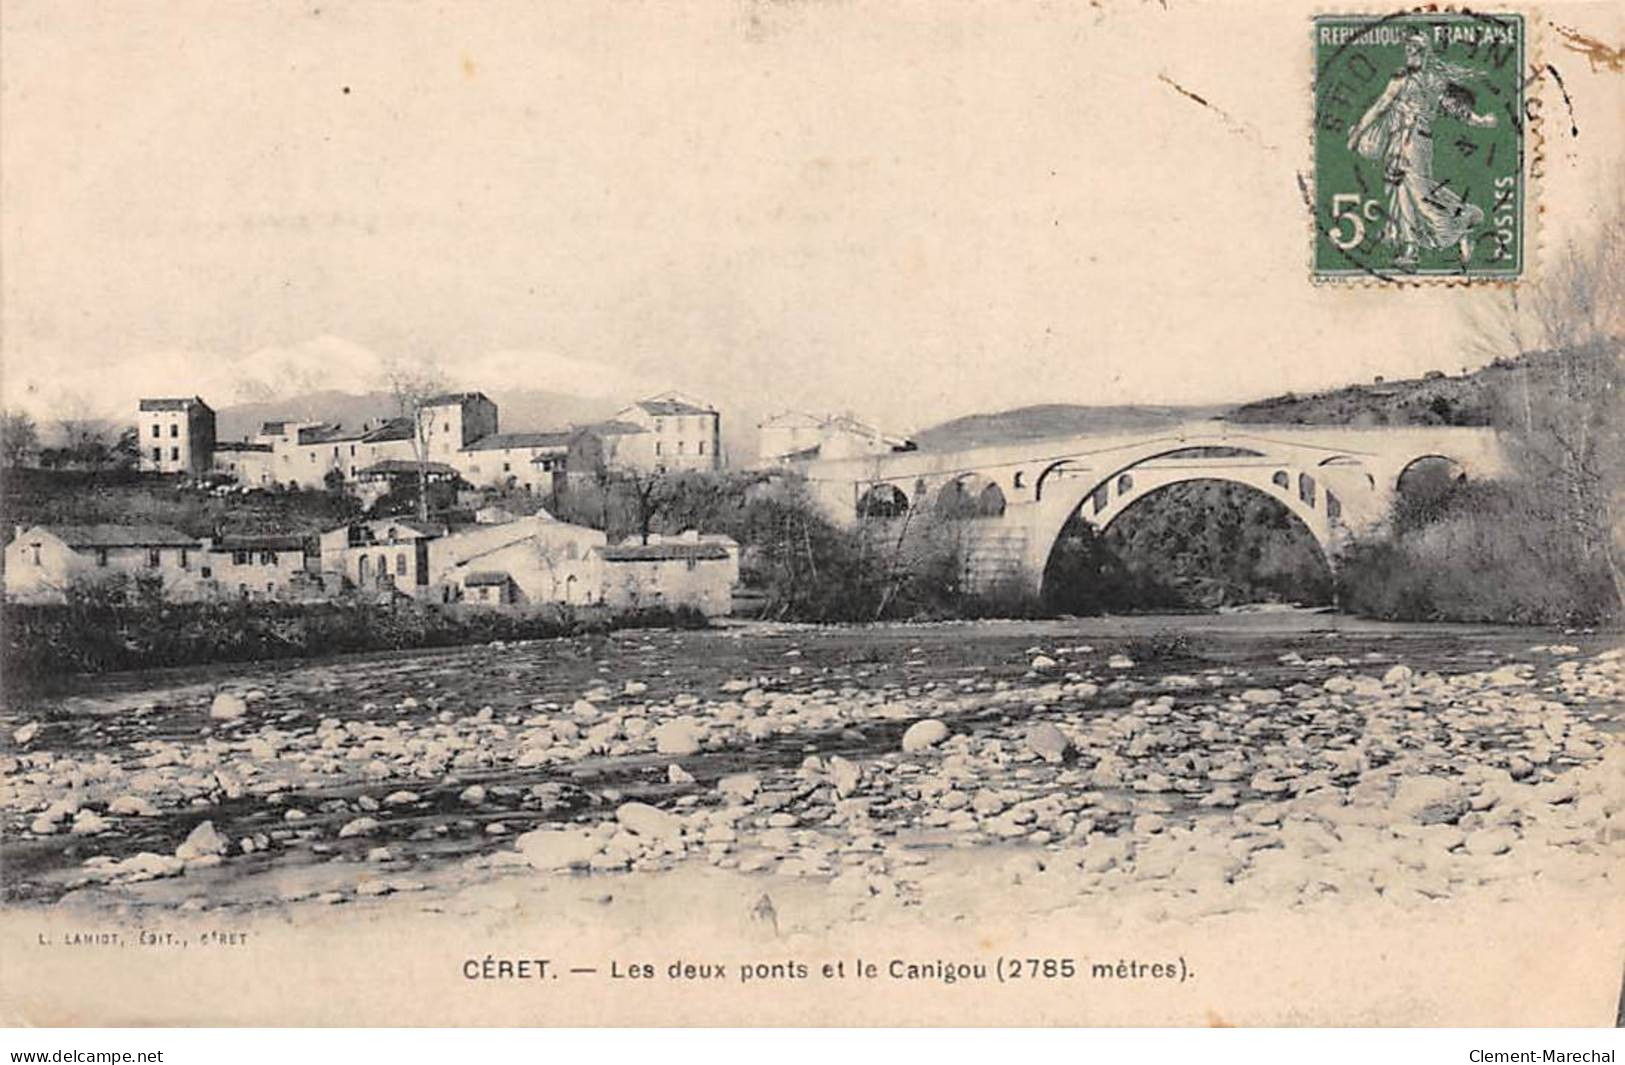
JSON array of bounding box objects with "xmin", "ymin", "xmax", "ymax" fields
[{"xmin": 797, "ymin": 421, "xmax": 1507, "ymax": 594}]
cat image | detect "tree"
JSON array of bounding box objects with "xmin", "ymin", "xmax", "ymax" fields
[
  {"xmin": 112, "ymin": 426, "xmax": 140, "ymax": 470},
  {"xmin": 1471, "ymin": 188, "xmax": 1625, "ymax": 613},
  {"xmin": 382, "ymin": 359, "xmax": 449, "ymax": 523},
  {"xmin": 607, "ymin": 467, "xmax": 675, "ymax": 545},
  {"xmin": 0, "ymin": 409, "xmax": 39, "ymax": 467}
]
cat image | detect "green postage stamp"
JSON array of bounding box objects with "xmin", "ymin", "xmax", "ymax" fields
[{"xmin": 1313, "ymin": 12, "xmax": 1526, "ymax": 281}]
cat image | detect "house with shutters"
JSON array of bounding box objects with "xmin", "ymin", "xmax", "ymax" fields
[
  {"xmin": 137, "ymin": 398, "xmax": 216, "ymax": 476},
  {"xmin": 3, "ymin": 524, "xmax": 204, "ymax": 603}
]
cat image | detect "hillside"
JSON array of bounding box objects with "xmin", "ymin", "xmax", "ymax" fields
[
  {"xmin": 909, "ymin": 356, "xmax": 1560, "ymax": 448},
  {"xmin": 911, "ymin": 403, "xmax": 1226, "ymax": 452},
  {"xmin": 1224, "ymin": 360, "xmax": 1534, "ymax": 427}
]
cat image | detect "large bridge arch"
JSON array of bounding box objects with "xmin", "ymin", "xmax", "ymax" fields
[
  {"xmin": 1040, "ymin": 474, "xmax": 1338, "ymax": 604},
  {"xmin": 1023, "ymin": 454, "xmax": 1346, "ymax": 596}
]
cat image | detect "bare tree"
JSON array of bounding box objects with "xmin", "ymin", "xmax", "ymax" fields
[
  {"xmin": 607, "ymin": 466, "xmax": 674, "ymax": 544},
  {"xmin": 382, "ymin": 359, "xmax": 449, "ymax": 523},
  {"xmin": 0, "ymin": 409, "xmax": 39, "ymax": 467},
  {"xmin": 1470, "ymin": 187, "xmax": 1625, "ymax": 611}
]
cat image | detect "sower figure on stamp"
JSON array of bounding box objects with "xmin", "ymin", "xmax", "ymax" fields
[{"xmin": 1346, "ymin": 31, "xmax": 1499, "ymax": 269}]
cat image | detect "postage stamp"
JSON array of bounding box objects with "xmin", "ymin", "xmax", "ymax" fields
[{"xmin": 1313, "ymin": 12, "xmax": 1527, "ymax": 281}]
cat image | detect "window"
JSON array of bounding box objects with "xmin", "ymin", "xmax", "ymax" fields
[
  {"xmin": 233, "ymin": 550, "xmax": 251, "ymax": 565},
  {"xmin": 170, "ymin": 447, "xmax": 179, "ymax": 461},
  {"xmin": 170, "ymin": 424, "xmax": 178, "ymax": 438},
  {"xmin": 655, "ymin": 442, "xmax": 663, "ymax": 456},
  {"xmin": 503, "ymin": 462, "xmax": 511, "ymax": 472},
  {"xmin": 349, "ymin": 445, "xmax": 356, "ymax": 456},
  {"xmin": 152, "ymin": 447, "xmax": 161, "ymax": 462},
  {"xmin": 179, "ymin": 549, "xmax": 190, "ymax": 570},
  {"xmin": 150, "ymin": 424, "xmax": 160, "ymax": 439},
  {"xmin": 147, "ymin": 548, "xmax": 161, "ymax": 568},
  {"xmin": 396, "ymin": 553, "xmax": 407, "ymax": 576},
  {"xmin": 259, "ymin": 551, "xmax": 275, "ymax": 565},
  {"xmin": 95, "ymin": 548, "xmax": 108, "ymax": 567},
  {"xmin": 655, "ymin": 418, "xmax": 664, "ymax": 432},
  {"xmin": 686, "ymin": 558, "xmax": 697, "ymax": 571},
  {"xmin": 677, "ymin": 441, "xmax": 686, "ymax": 454},
  {"xmin": 698, "ymin": 441, "xmax": 706, "ymax": 455},
  {"xmin": 201, "ymin": 565, "xmax": 212, "ymax": 579},
  {"xmin": 29, "ymin": 544, "xmax": 41, "ymax": 565},
  {"xmin": 309, "ymin": 453, "xmax": 316, "ymax": 463}
]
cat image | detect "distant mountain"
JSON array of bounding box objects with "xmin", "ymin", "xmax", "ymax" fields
[{"xmin": 912, "ymin": 403, "xmax": 1227, "ymax": 452}]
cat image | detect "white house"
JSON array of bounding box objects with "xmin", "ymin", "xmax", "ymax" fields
[
  {"xmin": 756, "ymin": 411, "xmax": 914, "ymax": 467},
  {"xmin": 436, "ymin": 510, "xmax": 607, "ymax": 606},
  {"xmin": 317, "ymin": 517, "xmax": 446, "ymax": 594},
  {"xmin": 598, "ymin": 531, "xmax": 739, "ymax": 616},
  {"xmin": 4, "ymin": 524, "xmax": 204, "ymax": 603},
  {"xmin": 200, "ymin": 534, "xmax": 312, "ymax": 599},
  {"xmin": 612, "ymin": 391, "xmax": 722, "ymax": 473},
  {"xmin": 137, "ymin": 398, "xmax": 216, "ymax": 476}
]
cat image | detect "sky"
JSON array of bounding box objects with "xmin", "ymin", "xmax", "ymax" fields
[{"xmin": 2, "ymin": 0, "xmax": 1620, "ymax": 434}]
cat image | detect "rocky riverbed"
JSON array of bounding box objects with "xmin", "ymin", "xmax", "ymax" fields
[{"xmin": 3, "ymin": 616, "xmax": 1622, "ymax": 924}]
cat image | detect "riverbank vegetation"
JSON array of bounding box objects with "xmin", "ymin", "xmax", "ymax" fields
[
  {"xmin": 1336, "ymin": 199, "xmax": 1623, "ymax": 627},
  {"xmin": 2, "ymin": 578, "xmax": 706, "ymax": 698}
]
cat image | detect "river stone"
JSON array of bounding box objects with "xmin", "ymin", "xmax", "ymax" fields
[
  {"xmin": 617, "ymin": 802, "xmax": 681, "ymax": 841},
  {"xmin": 210, "ymin": 693, "xmax": 248, "ymax": 722},
  {"xmin": 1392, "ymin": 778, "xmax": 1470, "ymax": 825},
  {"xmin": 652, "ymin": 719, "xmax": 703, "ymax": 756},
  {"xmin": 176, "ymin": 820, "xmax": 228, "ymax": 860},
  {"xmin": 1030, "ymin": 655, "xmax": 1058, "ymax": 671},
  {"xmin": 718, "ymin": 773, "xmax": 761, "ymax": 802},
  {"xmin": 829, "ymin": 756, "xmax": 861, "ymax": 798},
  {"xmin": 901, "ymin": 719, "xmax": 949, "ymax": 753},
  {"xmin": 668, "ymin": 764, "xmax": 696, "ymax": 786},
  {"xmin": 338, "ymin": 817, "xmax": 380, "ymax": 839},
  {"xmin": 70, "ymin": 810, "xmax": 109, "ymax": 835},
  {"xmin": 1024, "ymin": 723, "xmax": 1073, "ymax": 764},
  {"xmin": 108, "ymin": 795, "xmax": 158, "ymax": 817},
  {"xmin": 517, "ymin": 828, "xmax": 602, "ymax": 871},
  {"xmin": 13, "ymin": 722, "xmax": 39, "ymax": 745},
  {"xmin": 459, "ymin": 784, "xmax": 488, "ymax": 805},
  {"xmin": 1465, "ymin": 827, "xmax": 1517, "ymax": 856}
]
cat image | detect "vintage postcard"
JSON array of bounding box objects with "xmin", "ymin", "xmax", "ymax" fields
[{"xmin": 1, "ymin": 0, "xmax": 1622, "ymax": 1030}]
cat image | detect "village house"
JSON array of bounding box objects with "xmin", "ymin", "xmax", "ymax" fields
[
  {"xmin": 317, "ymin": 517, "xmax": 445, "ymax": 594},
  {"xmin": 598, "ymin": 531, "xmax": 740, "ymax": 617},
  {"xmin": 419, "ymin": 392, "xmax": 500, "ymax": 465},
  {"xmin": 612, "ymin": 391, "xmax": 722, "ymax": 473},
  {"xmin": 756, "ymin": 410, "xmax": 915, "ymax": 467},
  {"xmin": 210, "ymin": 441, "xmax": 276, "ymax": 486},
  {"xmin": 254, "ymin": 418, "xmax": 418, "ymax": 489},
  {"xmin": 453, "ymin": 430, "xmax": 573, "ymax": 493},
  {"xmin": 137, "ymin": 397, "xmax": 216, "ymax": 476},
  {"xmin": 434, "ymin": 510, "xmax": 607, "ymax": 606},
  {"xmin": 4, "ymin": 524, "xmax": 204, "ymax": 603},
  {"xmin": 199, "ymin": 534, "xmax": 314, "ymax": 600},
  {"xmin": 352, "ymin": 458, "xmax": 462, "ymax": 509}
]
